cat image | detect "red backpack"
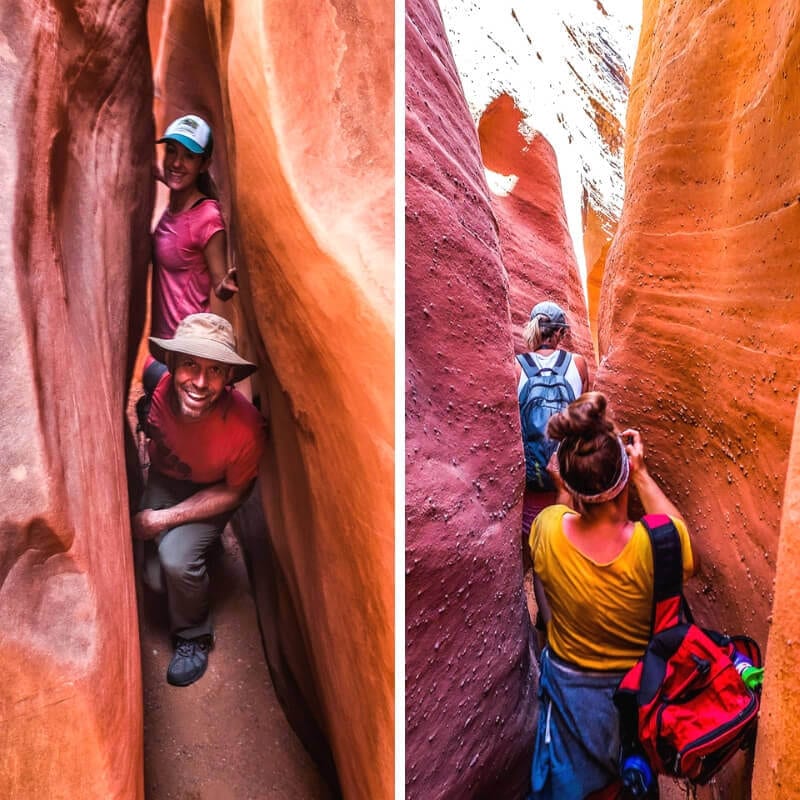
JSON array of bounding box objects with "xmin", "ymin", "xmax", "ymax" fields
[{"xmin": 614, "ymin": 514, "xmax": 762, "ymax": 787}]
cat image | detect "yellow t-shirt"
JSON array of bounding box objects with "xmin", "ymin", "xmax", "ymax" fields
[{"xmin": 530, "ymin": 504, "xmax": 693, "ymax": 671}]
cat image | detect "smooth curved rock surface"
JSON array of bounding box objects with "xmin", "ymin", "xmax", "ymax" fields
[
  {"xmin": 405, "ymin": 2, "xmax": 536, "ymax": 798},
  {"xmin": 477, "ymin": 94, "xmax": 593, "ymax": 368},
  {"xmin": 597, "ymin": 1, "xmax": 800, "ymax": 794},
  {"xmin": 3, "ymin": 0, "xmax": 393, "ymax": 797},
  {"xmin": 0, "ymin": 1, "xmax": 153, "ymax": 797},
  {"xmin": 149, "ymin": 1, "xmax": 395, "ymax": 798}
]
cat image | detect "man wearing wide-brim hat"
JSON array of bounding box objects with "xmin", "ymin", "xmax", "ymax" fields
[{"xmin": 132, "ymin": 312, "xmax": 265, "ymax": 687}]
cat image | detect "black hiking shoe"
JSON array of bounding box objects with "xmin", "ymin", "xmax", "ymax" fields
[{"xmin": 166, "ymin": 635, "xmax": 213, "ymax": 687}]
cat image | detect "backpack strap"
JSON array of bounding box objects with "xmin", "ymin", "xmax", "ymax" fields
[
  {"xmin": 641, "ymin": 514, "xmax": 691, "ymax": 633},
  {"xmin": 516, "ymin": 352, "xmax": 540, "ymax": 379},
  {"xmin": 550, "ymin": 350, "xmax": 575, "ymax": 401},
  {"xmin": 551, "ymin": 349, "xmax": 569, "ymax": 373},
  {"xmin": 517, "ymin": 350, "xmax": 574, "ymax": 379}
]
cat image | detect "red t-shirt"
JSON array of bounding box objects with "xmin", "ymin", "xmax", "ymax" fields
[
  {"xmin": 146, "ymin": 374, "xmax": 265, "ymax": 489},
  {"xmin": 151, "ymin": 198, "xmax": 225, "ymax": 338}
]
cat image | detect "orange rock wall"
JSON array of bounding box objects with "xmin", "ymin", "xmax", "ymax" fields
[
  {"xmin": 0, "ymin": 1, "xmax": 153, "ymax": 797},
  {"xmin": 599, "ymin": 1, "xmax": 800, "ymax": 794},
  {"xmin": 149, "ymin": 2, "xmax": 395, "ymax": 799},
  {"xmin": 753, "ymin": 398, "xmax": 800, "ymax": 795},
  {"xmin": 2, "ymin": 0, "xmax": 392, "ymax": 797}
]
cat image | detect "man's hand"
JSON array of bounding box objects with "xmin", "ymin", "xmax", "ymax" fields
[{"xmin": 131, "ymin": 508, "xmax": 166, "ymax": 540}]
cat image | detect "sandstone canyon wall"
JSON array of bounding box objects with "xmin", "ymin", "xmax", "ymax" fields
[
  {"xmin": 405, "ymin": 1, "xmax": 537, "ymax": 798},
  {"xmin": 597, "ymin": 1, "xmax": 800, "ymax": 794},
  {"xmin": 1, "ymin": 0, "xmax": 394, "ymax": 798},
  {"xmin": 476, "ymin": 94, "xmax": 593, "ymax": 368},
  {"xmin": 409, "ymin": 0, "xmax": 800, "ymax": 797},
  {"xmin": 149, "ymin": 2, "xmax": 395, "ymax": 799},
  {"xmin": 438, "ymin": 0, "xmax": 638, "ymax": 348},
  {"xmin": 0, "ymin": 1, "xmax": 152, "ymax": 797}
]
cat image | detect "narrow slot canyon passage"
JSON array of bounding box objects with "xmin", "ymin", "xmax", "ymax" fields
[
  {"xmin": 406, "ymin": 2, "xmax": 800, "ymax": 799},
  {"xmin": 126, "ymin": 385, "xmax": 335, "ymax": 799},
  {"xmin": 4, "ymin": 0, "xmax": 390, "ymax": 797},
  {"xmin": 124, "ymin": 1, "xmax": 394, "ymax": 797}
]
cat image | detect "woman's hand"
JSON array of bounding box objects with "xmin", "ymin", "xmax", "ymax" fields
[
  {"xmin": 546, "ymin": 450, "xmax": 572, "ymax": 507},
  {"xmin": 215, "ymin": 266, "xmax": 239, "ymax": 300},
  {"xmin": 622, "ymin": 427, "xmax": 685, "ymax": 521},
  {"xmin": 621, "ymin": 428, "xmax": 646, "ymax": 476}
]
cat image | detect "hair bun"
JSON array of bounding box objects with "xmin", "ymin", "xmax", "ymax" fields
[{"xmin": 547, "ymin": 392, "xmax": 614, "ymax": 441}]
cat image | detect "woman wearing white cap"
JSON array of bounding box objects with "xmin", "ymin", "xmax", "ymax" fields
[
  {"xmin": 137, "ymin": 115, "xmax": 242, "ymax": 463},
  {"xmin": 515, "ymin": 300, "xmax": 589, "ymax": 535},
  {"xmin": 149, "ymin": 115, "xmax": 238, "ymax": 369}
]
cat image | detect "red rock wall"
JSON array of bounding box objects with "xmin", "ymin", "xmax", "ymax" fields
[
  {"xmin": 0, "ymin": 1, "xmax": 153, "ymax": 797},
  {"xmin": 405, "ymin": 2, "xmax": 536, "ymax": 798},
  {"xmin": 477, "ymin": 94, "xmax": 594, "ymax": 370},
  {"xmin": 598, "ymin": 1, "xmax": 800, "ymax": 795}
]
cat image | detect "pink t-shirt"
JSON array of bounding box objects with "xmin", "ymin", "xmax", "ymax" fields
[
  {"xmin": 146, "ymin": 373, "xmax": 266, "ymax": 489},
  {"xmin": 151, "ymin": 198, "xmax": 225, "ymax": 338}
]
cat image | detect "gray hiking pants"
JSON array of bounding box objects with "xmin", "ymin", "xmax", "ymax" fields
[{"xmin": 140, "ymin": 470, "xmax": 234, "ymax": 639}]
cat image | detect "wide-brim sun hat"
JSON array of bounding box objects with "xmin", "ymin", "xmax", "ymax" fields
[
  {"xmin": 157, "ymin": 114, "xmax": 212, "ymax": 155},
  {"xmin": 149, "ymin": 313, "xmax": 257, "ymax": 383},
  {"xmin": 530, "ymin": 300, "xmax": 568, "ymax": 327}
]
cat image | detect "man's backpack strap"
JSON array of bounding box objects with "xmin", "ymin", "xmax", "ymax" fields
[{"xmin": 641, "ymin": 514, "xmax": 691, "ymax": 633}]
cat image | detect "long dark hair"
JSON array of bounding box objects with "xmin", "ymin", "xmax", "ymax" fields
[{"xmin": 197, "ymin": 169, "xmax": 219, "ymax": 200}]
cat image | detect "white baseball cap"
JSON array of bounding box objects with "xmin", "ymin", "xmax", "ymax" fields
[{"xmin": 157, "ymin": 114, "xmax": 212, "ymax": 155}]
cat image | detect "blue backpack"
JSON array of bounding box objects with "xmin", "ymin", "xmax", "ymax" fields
[{"xmin": 516, "ymin": 350, "xmax": 575, "ymax": 490}]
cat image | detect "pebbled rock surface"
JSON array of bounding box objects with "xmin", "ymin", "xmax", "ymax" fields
[
  {"xmin": 405, "ymin": 1, "xmax": 536, "ymax": 798},
  {"xmin": 0, "ymin": 1, "xmax": 153, "ymax": 797}
]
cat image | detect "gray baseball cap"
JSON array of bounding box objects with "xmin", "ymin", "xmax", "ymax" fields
[{"xmin": 530, "ymin": 301, "xmax": 568, "ymax": 326}]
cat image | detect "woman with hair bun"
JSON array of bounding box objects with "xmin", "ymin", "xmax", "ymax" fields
[{"xmin": 528, "ymin": 392, "xmax": 694, "ymax": 800}]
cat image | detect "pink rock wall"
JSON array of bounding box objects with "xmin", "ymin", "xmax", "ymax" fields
[
  {"xmin": 0, "ymin": 1, "xmax": 153, "ymax": 797},
  {"xmin": 476, "ymin": 94, "xmax": 593, "ymax": 370},
  {"xmin": 149, "ymin": 2, "xmax": 395, "ymax": 798},
  {"xmin": 405, "ymin": 1, "xmax": 536, "ymax": 797}
]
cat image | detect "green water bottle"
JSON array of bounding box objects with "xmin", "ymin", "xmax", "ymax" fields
[{"xmin": 732, "ymin": 650, "xmax": 764, "ymax": 691}]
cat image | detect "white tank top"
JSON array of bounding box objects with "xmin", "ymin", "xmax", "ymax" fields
[{"xmin": 517, "ymin": 350, "xmax": 583, "ymax": 399}]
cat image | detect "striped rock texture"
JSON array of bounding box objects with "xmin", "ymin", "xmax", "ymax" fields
[{"xmin": 3, "ymin": 1, "xmax": 393, "ymax": 798}]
